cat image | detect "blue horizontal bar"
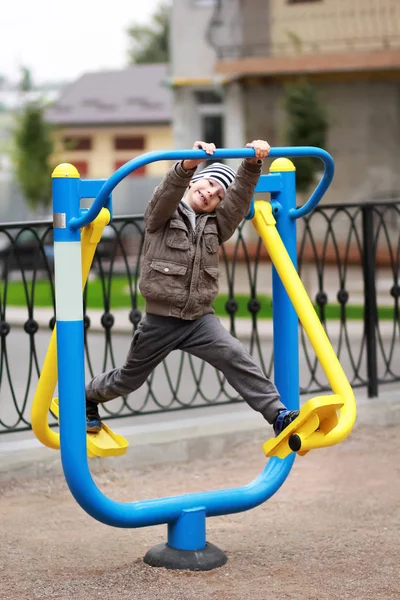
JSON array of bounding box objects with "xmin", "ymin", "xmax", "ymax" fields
[
  {"xmin": 69, "ymin": 146, "xmax": 334, "ymax": 230},
  {"xmin": 62, "ymin": 431, "xmax": 295, "ymax": 528}
]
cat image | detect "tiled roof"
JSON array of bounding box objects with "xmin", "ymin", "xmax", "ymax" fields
[{"xmin": 45, "ymin": 63, "xmax": 172, "ymax": 126}]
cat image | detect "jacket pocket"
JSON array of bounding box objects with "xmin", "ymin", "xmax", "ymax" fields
[
  {"xmin": 148, "ymin": 259, "xmax": 188, "ymax": 301},
  {"xmin": 151, "ymin": 260, "xmax": 187, "ymax": 276},
  {"xmin": 199, "ymin": 265, "xmax": 220, "ymax": 303},
  {"xmin": 167, "ymin": 220, "xmax": 190, "ymax": 250},
  {"xmin": 204, "ymin": 225, "xmax": 219, "ymax": 254}
]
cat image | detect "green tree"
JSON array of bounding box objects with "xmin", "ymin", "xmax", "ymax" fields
[
  {"xmin": 13, "ymin": 102, "xmax": 54, "ymax": 210},
  {"xmin": 284, "ymin": 79, "xmax": 329, "ymax": 193},
  {"xmin": 127, "ymin": 1, "xmax": 171, "ymax": 64},
  {"xmin": 19, "ymin": 66, "xmax": 33, "ymax": 92}
]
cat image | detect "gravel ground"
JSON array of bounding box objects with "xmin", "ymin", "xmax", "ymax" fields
[{"xmin": 0, "ymin": 423, "xmax": 399, "ymax": 600}]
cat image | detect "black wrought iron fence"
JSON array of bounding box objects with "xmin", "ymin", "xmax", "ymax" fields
[{"xmin": 0, "ymin": 201, "xmax": 399, "ymax": 433}]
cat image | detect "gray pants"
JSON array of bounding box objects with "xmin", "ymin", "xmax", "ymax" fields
[{"xmin": 86, "ymin": 313, "xmax": 285, "ymax": 423}]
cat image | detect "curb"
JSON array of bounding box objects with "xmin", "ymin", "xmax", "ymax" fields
[
  {"xmin": 1, "ymin": 386, "xmax": 400, "ymax": 481},
  {"xmin": 0, "ymin": 405, "xmax": 267, "ymax": 481}
]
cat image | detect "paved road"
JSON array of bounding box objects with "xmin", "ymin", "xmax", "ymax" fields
[
  {"xmin": 1, "ymin": 320, "xmax": 398, "ymax": 433},
  {"xmin": 1, "ymin": 423, "xmax": 400, "ymax": 599}
]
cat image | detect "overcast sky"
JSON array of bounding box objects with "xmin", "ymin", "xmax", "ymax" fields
[{"xmin": 0, "ymin": 0, "xmax": 162, "ymax": 84}]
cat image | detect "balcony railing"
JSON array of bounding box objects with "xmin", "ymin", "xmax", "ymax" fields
[{"xmin": 208, "ymin": 0, "xmax": 400, "ymax": 60}]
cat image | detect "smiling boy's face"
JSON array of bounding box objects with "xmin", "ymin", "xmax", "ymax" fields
[{"xmin": 185, "ymin": 177, "xmax": 225, "ymax": 214}]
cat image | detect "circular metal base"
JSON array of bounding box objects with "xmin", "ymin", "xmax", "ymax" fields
[{"xmin": 143, "ymin": 542, "xmax": 228, "ymax": 571}]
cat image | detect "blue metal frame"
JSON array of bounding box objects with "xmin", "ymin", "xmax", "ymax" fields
[
  {"xmin": 53, "ymin": 147, "xmax": 334, "ymax": 550},
  {"xmin": 270, "ymin": 170, "xmax": 299, "ymax": 411},
  {"xmin": 69, "ymin": 146, "xmax": 334, "ymax": 230}
]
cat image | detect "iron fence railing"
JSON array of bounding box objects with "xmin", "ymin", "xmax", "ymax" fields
[{"xmin": 0, "ymin": 201, "xmax": 399, "ymax": 433}]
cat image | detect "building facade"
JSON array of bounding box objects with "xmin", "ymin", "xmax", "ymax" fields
[
  {"xmin": 46, "ymin": 64, "xmax": 173, "ymax": 180},
  {"xmin": 171, "ymin": 0, "xmax": 400, "ymax": 204}
]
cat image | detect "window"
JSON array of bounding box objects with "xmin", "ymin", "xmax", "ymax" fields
[
  {"xmin": 195, "ymin": 88, "xmax": 224, "ymax": 161},
  {"xmin": 69, "ymin": 160, "xmax": 88, "ymax": 177},
  {"xmin": 114, "ymin": 161, "xmax": 146, "ymax": 177},
  {"xmin": 63, "ymin": 137, "xmax": 92, "ymax": 151},
  {"xmin": 194, "ymin": 90, "xmax": 222, "ymax": 105},
  {"xmin": 114, "ymin": 136, "xmax": 145, "ymax": 151},
  {"xmin": 202, "ymin": 115, "xmax": 223, "ymax": 148}
]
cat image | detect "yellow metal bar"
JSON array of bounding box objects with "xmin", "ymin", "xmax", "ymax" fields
[
  {"xmin": 30, "ymin": 208, "xmax": 110, "ymax": 449},
  {"xmin": 170, "ymin": 77, "xmax": 231, "ymax": 86},
  {"xmin": 252, "ymin": 201, "xmax": 356, "ymax": 448},
  {"xmin": 263, "ymin": 395, "xmax": 343, "ymax": 459}
]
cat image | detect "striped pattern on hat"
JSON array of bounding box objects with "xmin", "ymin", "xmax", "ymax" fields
[{"xmin": 191, "ymin": 162, "xmax": 236, "ymax": 193}]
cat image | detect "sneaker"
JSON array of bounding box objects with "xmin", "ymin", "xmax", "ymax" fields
[
  {"xmin": 86, "ymin": 400, "xmax": 102, "ymax": 433},
  {"xmin": 273, "ymin": 409, "xmax": 300, "ymax": 436}
]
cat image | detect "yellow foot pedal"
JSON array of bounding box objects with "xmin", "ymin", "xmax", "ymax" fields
[
  {"xmin": 50, "ymin": 398, "xmax": 129, "ymax": 458},
  {"xmin": 263, "ymin": 395, "xmax": 344, "ymax": 459}
]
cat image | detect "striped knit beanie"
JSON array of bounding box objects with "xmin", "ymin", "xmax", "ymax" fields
[{"xmin": 190, "ymin": 162, "xmax": 236, "ymax": 194}]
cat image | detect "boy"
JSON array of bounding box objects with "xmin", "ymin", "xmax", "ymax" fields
[{"xmin": 86, "ymin": 141, "xmax": 299, "ymax": 436}]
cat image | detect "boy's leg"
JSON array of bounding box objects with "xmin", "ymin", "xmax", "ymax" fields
[
  {"xmin": 179, "ymin": 314, "xmax": 291, "ymax": 425},
  {"xmin": 85, "ymin": 315, "xmax": 189, "ymax": 429}
]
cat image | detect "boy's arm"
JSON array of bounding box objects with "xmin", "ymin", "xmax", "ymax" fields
[
  {"xmin": 144, "ymin": 161, "xmax": 197, "ymax": 232},
  {"xmin": 215, "ymin": 159, "xmax": 263, "ymax": 243}
]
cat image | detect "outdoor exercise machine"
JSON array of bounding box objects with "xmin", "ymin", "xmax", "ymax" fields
[{"xmin": 31, "ymin": 147, "xmax": 356, "ymax": 570}]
